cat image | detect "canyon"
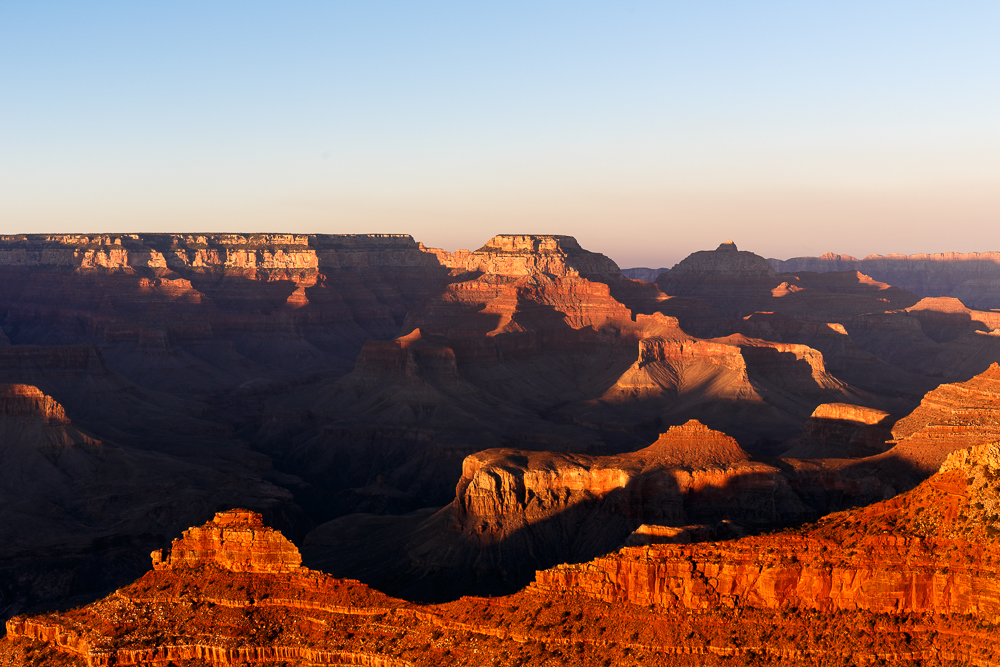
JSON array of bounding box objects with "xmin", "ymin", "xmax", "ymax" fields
[
  {"xmin": 1, "ymin": 232, "xmax": 1000, "ymax": 664},
  {"xmin": 6, "ymin": 447, "xmax": 1000, "ymax": 667}
]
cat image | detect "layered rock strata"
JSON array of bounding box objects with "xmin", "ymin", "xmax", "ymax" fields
[
  {"xmin": 7, "ymin": 500, "xmax": 1000, "ymax": 666},
  {"xmin": 589, "ymin": 316, "xmax": 868, "ymax": 446},
  {"xmin": 886, "ymin": 362, "xmax": 1000, "ymax": 473},
  {"xmin": 0, "ymin": 384, "xmax": 70, "ymax": 423},
  {"xmin": 313, "ymin": 361, "xmax": 1000, "ymax": 602},
  {"xmin": 420, "ymin": 234, "xmax": 621, "ymax": 278},
  {"xmin": 532, "ymin": 442, "xmax": 1000, "ymax": 621},
  {"xmin": 659, "ymin": 243, "xmax": 920, "ymax": 320},
  {"xmin": 150, "ymin": 509, "xmax": 301, "ymax": 574},
  {"xmin": 7, "ymin": 231, "xmax": 1000, "ymax": 624},
  {"xmin": 319, "ymin": 421, "xmax": 855, "ymax": 602}
]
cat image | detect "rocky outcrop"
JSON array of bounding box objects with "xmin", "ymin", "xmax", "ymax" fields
[
  {"xmin": 318, "ymin": 356, "xmax": 1000, "ymax": 604},
  {"xmin": 886, "ymin": 362, "xmax": 1000, "ymax": 473},
  {"xmin": 0, "ymin": 234, "xmax": 450, "ymax": 373},
  {"xmin": 0, "ymin": 384, "xmax": 69, "ymax": 423},
  {"xmin": 8, "ymin": 495, "xmax": 1000, "ymax": 667},
  {"xmin": 3, "ymin": 512, "xmax": 415, "ymax": 666},
  {"xmin": 655, "ymin": 242, "xmax": 779, "ymax": 317},
  {"xmin": 6, "ymin": 230, "xmax": 1000, "ymax": 627},
  {"xmin": 0, "ymin": 377, "xmax": 294, "ymax": 623},
  {"xmin": 0, "ymin": 234, "xmax": 459, "ymax": 618},
  {"xmin": 353, "ymin": 421, "xmax": 820, "ymax": 601},
  {"xmin": 905, "ymin": 296, "xmax": 1000, "ymax": 342},
  {"xmin": 532, "ymin": 442, "xmax": 1000, "ymax": 622},
  {"xmin": 806, "ymin": 402, "xmax": 889, "ymax": 425},
  {"xmin": 150, "ymin": 510, "xmax": 301, "ymax": 574},
  {"xmin": 452, "ymin": 420, "xmax": 780, "ymax": 533},
  {"xmin": 595, "ymin": 323, "xmax": 865, "ymax": 447},
  {"xmin": 255, "ymin": 236, "xmax": 654, "ymax": 516},
  {"xmin": 0, "ymin": 233, "xmax": 440, "ymax": 275},
  {"xmin": 421, "ymin": 234, "xmax": 621, "ymax": 278},
  {"xmin": 403, "ymin": 271, "xmax": 635, "ymax": 354},
  {"xmin": 657, "ymin": 243, "xmax": 920, "ymax": 320},
  {"xmin": 535, "ymin": 531, "xmax": 1000, "ymax": 617}
]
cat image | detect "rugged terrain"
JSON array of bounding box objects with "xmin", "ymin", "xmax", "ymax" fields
[
  {"xmin": 535, "ymin": 441, "xmax": 1000, "ymax": 619},
  {"xmin": 305, "ymin": 362, "xmax": 1000, "ymax": 602},
  {"xmin": 5, "ymin": 465, "xmax": 1000, "ymax": 667},
  {"xmin": 3, "ymin": 232, "xmax": 1000, "ymax": 620}
]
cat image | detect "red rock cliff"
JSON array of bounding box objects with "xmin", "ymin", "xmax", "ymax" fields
[
  {"xmin": 533, "ymin": 442, "xmax": 1000, "ymax": 620},
  {"xmin": 150, "ymin": 509, "xmax": 301, "ymax": 574},
  {"xmin": 886, "ymin": 362, "xmax": 1000, "ymax": 473},
  {"xmin": 421, "ymin": 234, "xmax": 621, "ymax": 278},
  {"xmin": 0, "ymin": 384, "xmax": 69, "ymax": 423},
  {"xmin": 7, "ymin": 500, "xmax": 1000, "ymax": 666}
]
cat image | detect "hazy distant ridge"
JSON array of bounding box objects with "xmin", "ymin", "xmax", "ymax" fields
[
  {"xmin": 621, "ymin": 267, "xmax": 670, "ymax": 282},
  {"xmin": 768, "ymin": 251, "xmax": 1000, "ymax": 309}
]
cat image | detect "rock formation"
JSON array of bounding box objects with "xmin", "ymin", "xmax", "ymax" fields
[
  {"xmin": 448, "ymin": 420, "xmax": 801, "ymax": 536},
  {"xmin": 671, "ymin": 241, "xmax": 776, "ymax": 276},
  {"xmin": 304, "ymin": 420, "xmax": 824, "ymax": 601},
  {"xmin": 780, "ymin": 402, "xmax": 893, "ymax": 458},
  {"xmin": 572, "ymin": 314, "xmax": 871, "ymax": 447},
  {"xmin": 5, "ymin": 231, "xmax": 1000, "ymax": 622},
  {"xmin": 0, "ymin": 380, "xmax": 293, "ymax": 622},
  {"xmin": 421, "ymin": 234, "xmax": 621, "ymax": 278},
  {"xmin": 6, "ymin": 500, "xmax": 1000, "ymax": 666},
  {"xmin": 532, "ymin": 440, "xmax": 1000, "ymax": 635},
  {"xmin": 884, "ymin": 362, "xmax": 1000, "ymax": 474},
  {"xmin": 655, "ymin": 242, "xmax": 780, "ymax": 317},
  {"xmin": 310, "ymin": 359, "xmax": 1000, "ymax": 603},
  {"xmin": 150, "ymin": 510, "xmax": 301, "ymax": 573}
]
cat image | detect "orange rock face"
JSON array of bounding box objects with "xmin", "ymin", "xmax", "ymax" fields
[
  {"xmin": 6, "ymin": 496, "xmax": 1000, "ymax": 667},
  {"xmin": 533, "ymin": 442, "xmax": 1000, "ymax": 621},
  {"xmin": 451, "ymin": 420, "xmax": 800, "ymax": 534},
  {"xmin": 421, "ymin": 234, "xmax": 621, "ymax": 278},
  {"xmin": 0, "ymin": 384, "xmax": 69, "ymax": 423},
  {"xmin": 150, "ymin": 510, "xmax": 301, "ymax": 574},
  {"xmin": 375, "ymin": 420, "xmax": 822, "ymax": 601},
  {"xmin": 886, "ymin": 362, "xmax": 1000, "ymax": 473}
]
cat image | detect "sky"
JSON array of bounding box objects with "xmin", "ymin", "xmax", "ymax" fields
[{"xmin": 1, "ymin": 2, "xmax": 998, "ymax": 268}]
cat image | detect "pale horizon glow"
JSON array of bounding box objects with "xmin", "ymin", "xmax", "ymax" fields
[{"xmin": 1, "ymin": 2, "xmax": 998, "ymax": 268}]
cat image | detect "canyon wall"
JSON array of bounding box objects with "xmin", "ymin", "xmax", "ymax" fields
[
  {"xmin": 7, "ymin": 493, "xmax": 1000, "ymax": 667},
  {"xmin": 5, "ymin": 232, "xmax": 1000, "ymax": 622},
  {"xmin": 770, "ymin": 250, "xmax": 1000, "ymax": 309},
  {"xmin": 533, "ymin": 443, "xmax": 1000, "ymax": 620}
]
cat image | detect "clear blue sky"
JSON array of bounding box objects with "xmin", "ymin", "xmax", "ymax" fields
[{"xmin": 1, "ymin": 2, "xmax": 998, "ymax": 267}]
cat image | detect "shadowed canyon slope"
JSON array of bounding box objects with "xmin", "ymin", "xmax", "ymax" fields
[
  {"xmin": 769, "ymin": 250, "xmax": 1000, "ymax": 309},
  {"xmin": 306, "ymin": 362, "xmax": 1000, "ymax": 601},
  {"xmin": 4, "ymin": 233, "xmax": 1000, "ymax": 620}
]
